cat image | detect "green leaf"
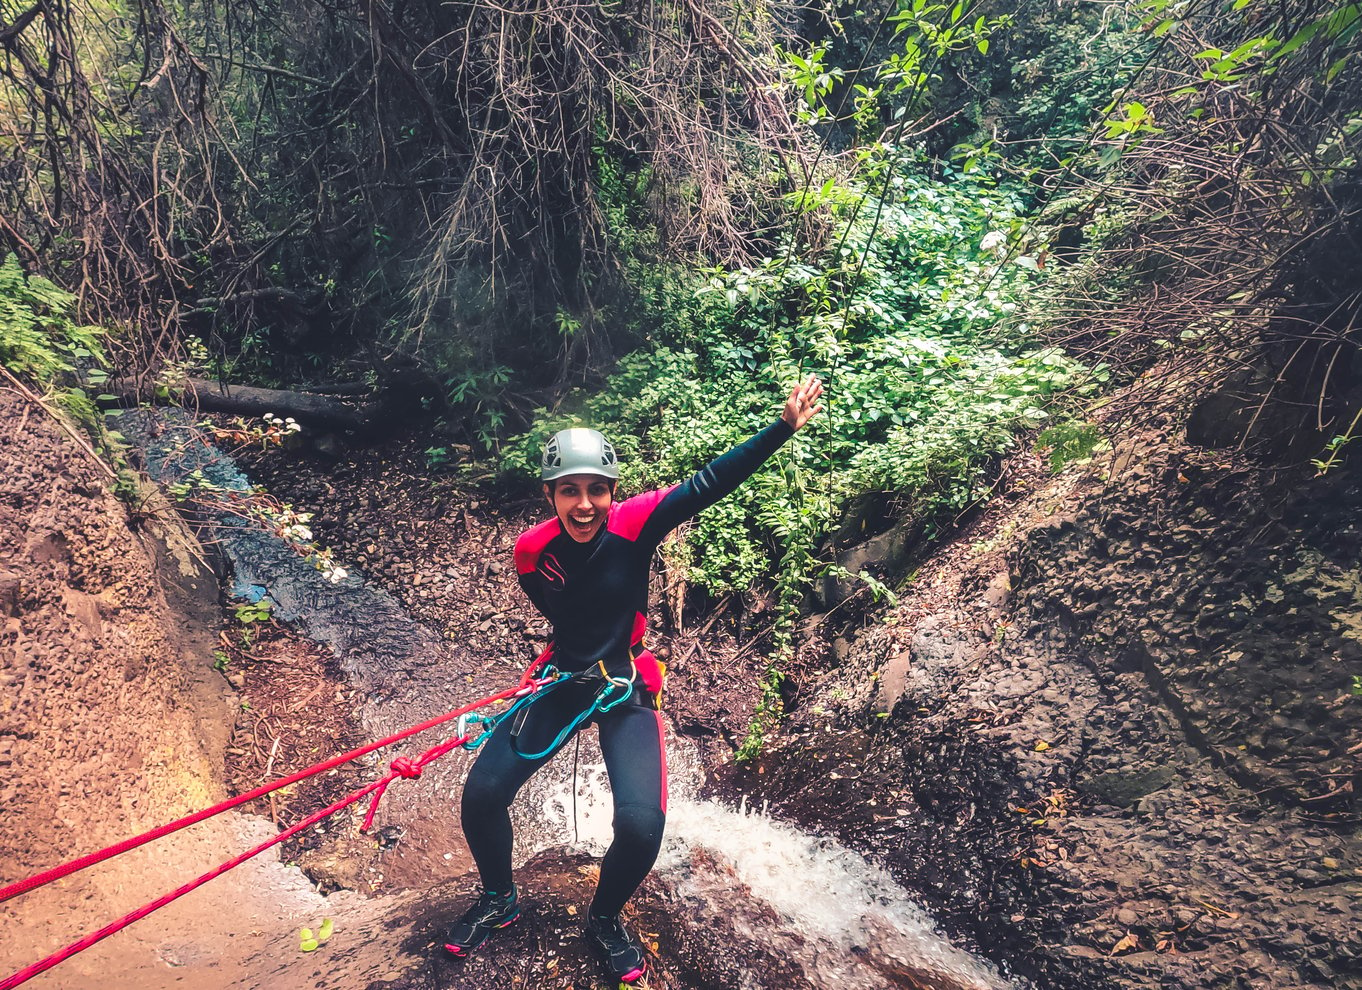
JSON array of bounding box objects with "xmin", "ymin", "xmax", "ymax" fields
[
  {"xmin": 300, "ymin": 928, "xmax": 318, "ymax": 952},
  {"xmin": 318, "ymin": 918, "xmax": 334, "ymax": 942},
  {"xmin": 1273, "ymin": 22, "xmax": 1319, "ymax": 60},
  {"xmin": 1227, "ymin": 35, "xmax": 1274, "ymax": 61}
]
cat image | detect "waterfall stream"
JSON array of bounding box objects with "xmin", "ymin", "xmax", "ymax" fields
[{"xmin": 523, "ymin": 738, "xmax": 1012, "ymax": 990}]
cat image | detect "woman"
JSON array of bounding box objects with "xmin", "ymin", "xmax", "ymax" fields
[{"xmin": 447, "ymin": 375, "xmax": 824, "ymax": 985}]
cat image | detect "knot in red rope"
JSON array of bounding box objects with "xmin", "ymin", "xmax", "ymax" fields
[{"xmin": 390, "ymin": 757, "xmax": 422, "ymax": 779}]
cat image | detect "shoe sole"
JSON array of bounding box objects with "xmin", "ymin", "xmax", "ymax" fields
[{"xmin": 444, "ymin": 912, "xmax": 520, "ymax": 957}]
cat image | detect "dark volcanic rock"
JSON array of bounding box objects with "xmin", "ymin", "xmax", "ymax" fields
[{"xmin": 737, "ymin": 441, "xmax": 1362, "ymax": 990}]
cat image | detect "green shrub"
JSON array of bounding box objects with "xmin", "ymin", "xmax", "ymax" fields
[
  {"xmin": 0, "ymin": 254, "xmax": 107, "ymax": 383},
  {"xmin": 499, "ymin": 154, "xmax": 1114, "ymax": 759},
  {"xmin": 503, "ymin": 155, "xmax": 1102, "ymax": 596}
]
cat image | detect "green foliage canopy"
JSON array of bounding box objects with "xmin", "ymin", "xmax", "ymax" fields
[{"xmin": 503, "ymin": 156, "xmax": 1101, "ymax": 597}]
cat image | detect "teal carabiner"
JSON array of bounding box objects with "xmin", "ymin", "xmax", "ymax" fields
[
  {"xmin": 458, "ymin": 669, "xmax": 571, "ymax": 752},
  {"xmin": 509, "ymin": 662, "xmax": 639, "ymax": 761}
]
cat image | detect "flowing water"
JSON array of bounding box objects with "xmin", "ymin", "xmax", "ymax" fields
[
  {"xmin": 525, "ymin": 739, "xmax": 1012, "ymax": 990},
  {"xmin": 125, "ymin": 410, "xmax": 1014, "ymax": 990}
]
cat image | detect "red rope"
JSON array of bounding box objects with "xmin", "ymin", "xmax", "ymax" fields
[
  {"xmin": 0, "ymin": 778, "xmax": 387, "ymax": 990},
  {"xmin": 0, "ymin": 654, "xmax": 556, "ymax": 990},
  {"xmin": 0, "ymin": 651, "xmax": 549, "ymax": 908}
]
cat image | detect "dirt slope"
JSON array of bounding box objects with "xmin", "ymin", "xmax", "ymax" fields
[
  {"xmin": 0, "ymin": 393, "xmax": 222, "ymax": 869},
  {"xmin": 0, "ymin": 393, "xmax": 333, "ymax": 989},
  {"xmin": 744, "ymin": 427, "xmax": 1362, "ymax": 989}
]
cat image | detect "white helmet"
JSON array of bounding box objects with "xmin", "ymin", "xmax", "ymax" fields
[{"xmin": 540, "ymin": 428, "xmax": 619, "ymax": 481}]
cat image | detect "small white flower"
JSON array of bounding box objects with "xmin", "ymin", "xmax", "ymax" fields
[{"xmin": 327, "ymin": 567, "xmax": 348, "ymax": 584}]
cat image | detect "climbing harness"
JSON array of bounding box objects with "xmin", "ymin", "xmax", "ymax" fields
[
  {"xmin": 509, "ymin": 660, "xmax": 639, "ymax": 761},
  {"xmin": 0, "ymin": 653, "xmax": 564, "ymax": 990},
  {"xmin": 456, "ymin": 667, "xmax": 572, "ymax": 751},
  {"xmin": 457, "ymin": 655, "xmax": 642, "ymax": 761}
]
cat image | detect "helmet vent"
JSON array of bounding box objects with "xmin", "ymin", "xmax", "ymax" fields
[{"xmin": 540, "ymin": 428, "xmax": 619, "ymax": 481}]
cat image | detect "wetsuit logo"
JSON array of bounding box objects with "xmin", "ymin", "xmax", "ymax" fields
[{"xmin": 538, "ymin": 553, "xmax": 566, "ymax": 587}]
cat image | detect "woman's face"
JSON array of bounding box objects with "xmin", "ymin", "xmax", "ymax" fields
[{"xmin": 545, "ymin": 473, "xmax": 614, "ymax": 542}]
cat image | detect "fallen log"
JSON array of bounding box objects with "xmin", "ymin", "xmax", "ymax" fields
[
  {"xmin": 107, "ymin": 378, "xmax": 380, "ymax": 431},
  {"xmin": 183, "ymin": 379, "xmax": 379, "ymax": 430}
]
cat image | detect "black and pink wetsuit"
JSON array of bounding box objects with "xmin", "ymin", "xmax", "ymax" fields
[{"xmin": 460, "ymin": 418, "xmax": 794, "ymax": 916}]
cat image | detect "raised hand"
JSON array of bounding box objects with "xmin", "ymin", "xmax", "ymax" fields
[{"xmin": 781, "ymin": 374, "xmax": 825, "ymax": 431}]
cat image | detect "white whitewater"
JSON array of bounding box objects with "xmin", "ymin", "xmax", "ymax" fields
[{"xmin": 517, "ymin": 733, "xmax": 1013, "ymax": 990}]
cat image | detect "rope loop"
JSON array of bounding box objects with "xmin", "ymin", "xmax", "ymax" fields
[{"xmin": 390, "ymin": 757, "xmax": 422, "ymax": 779}]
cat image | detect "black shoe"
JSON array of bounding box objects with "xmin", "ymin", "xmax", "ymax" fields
[
  {"xmin": 587, "ymin": 912, "xmax": 648, "ymax": 985},
  {"xmin": 444, "ymin": 885, "xmax": 520, "ymax": 957}
]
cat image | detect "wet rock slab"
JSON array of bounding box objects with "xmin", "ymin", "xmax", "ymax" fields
[
  {"xmin": 740, "ymin": 443, "xmax": 1362, "ymax": 990},
  {"xmin": 232, "ymin": 849, "xmax": 1003, "ymax": 990}
]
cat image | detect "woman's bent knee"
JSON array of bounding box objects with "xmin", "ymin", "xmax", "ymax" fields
[{"xmin": 613, "ymin": 802, "xmax": 665, "ymax": 848}]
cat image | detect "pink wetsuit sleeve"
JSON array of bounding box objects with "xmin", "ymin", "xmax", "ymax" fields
[{"xmin": 607, "ymin": 487, "xmax": 679, "ymax": 542}]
